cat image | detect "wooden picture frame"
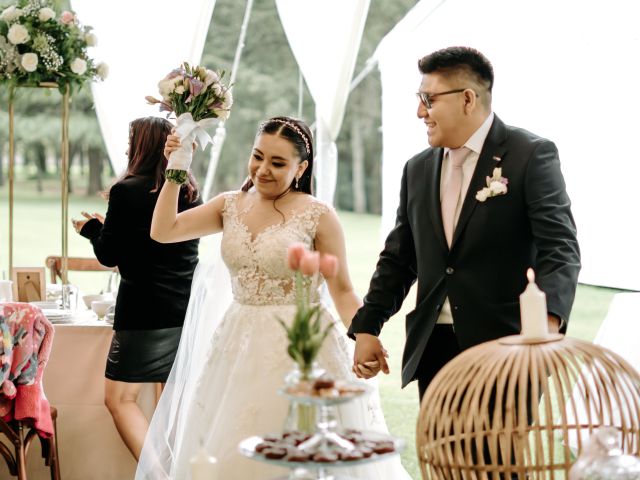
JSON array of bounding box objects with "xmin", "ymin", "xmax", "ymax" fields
[{"xmin": 11, "ymin": 267, "xmax": 46, "ymax": 303}]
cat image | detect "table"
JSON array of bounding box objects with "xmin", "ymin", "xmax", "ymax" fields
[{"xmin": 0, "ymin": 312, "xmax": 157, "ymax": 479}]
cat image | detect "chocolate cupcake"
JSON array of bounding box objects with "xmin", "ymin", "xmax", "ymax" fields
[
  {"xmin": 312, "ymin": 451, "xmax": 339, "ymax": 463},
  {"xmin": 372, "ymin": 441, "xmax": 395, "ymax": 454},
  {"xmin": 286, "ymin": 449, "xmax": 312, "ymax": 462},
  {"xmin": 263, "ymin": 447, "xmax": 288, "ymax": 459},
  {"xmin": 339, "ymin": 450, "xmax": 365, "ymax": 462}
]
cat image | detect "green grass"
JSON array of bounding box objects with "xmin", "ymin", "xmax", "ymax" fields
[{"xmin": 0, "ymin": 181, "xmax": 619, "ymax": 479}]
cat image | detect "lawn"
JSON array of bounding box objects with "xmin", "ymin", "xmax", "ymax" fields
[{"xmin": 0, "ymin": 181, "xmax": 620, "ymax": 479}]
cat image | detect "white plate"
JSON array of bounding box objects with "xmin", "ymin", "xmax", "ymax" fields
[{"xmin": 41, "ymin": 309, "xmax": 74, "ymax": 323}]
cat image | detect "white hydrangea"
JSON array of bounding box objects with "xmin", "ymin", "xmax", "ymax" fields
[
  {"xmin": 96, "ymin": 62, "xmax": 108, "ymax": 80},
  {"xmin": 84, "ymin": 32, "xmax": 97, "ymax": 47},
  {"xmin": 475, "ymin": 187, "xmax": 490, "ymax": 202},
  {"xmin": 20, "ymin": 52, "xmax": 38, "ymax": 72},
  {"xmin": 70, "ymin": 57, "xmax": 87, "ymax": 75},
  {"xmin": 0, "ymin": 6, "xmax": 23, "ymax": 22},
  {"xmin": 38, "ymin": 7, "xmax": 55, "ymax": 22},
  {"xmin": 489, "ymin": 181, "xmax": 507, "ymax": 195},
  {"xmin": 7, "ymin": 24, "xmax": 30, "ymax": 45}
]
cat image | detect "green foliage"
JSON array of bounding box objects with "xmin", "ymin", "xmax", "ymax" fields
[{"xmin": 278, "ymin": 271, "xmax": 333, "ymax": 379}]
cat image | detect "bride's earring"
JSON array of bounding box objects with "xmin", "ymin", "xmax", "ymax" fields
[{"xmin": 295, "ymin": 177, "xmax": 299, "ymax": 189}]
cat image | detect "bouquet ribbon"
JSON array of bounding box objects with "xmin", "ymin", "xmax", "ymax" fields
[{"xmin": 167, "ymin": 112, "xmax": 219, "ymax": 171}]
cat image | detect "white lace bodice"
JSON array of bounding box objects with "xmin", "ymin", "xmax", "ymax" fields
[{"xmin": 220, "ymin": 191, "xmax": 329, "ymax": 305}]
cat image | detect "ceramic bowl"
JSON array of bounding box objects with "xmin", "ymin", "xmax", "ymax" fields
[
  {"xmin": 83, "ymin": 293, "xmax": 114, "ymax": 309},
  {"xmin": 91, "ymin": 299, "xmax": 115, "ymax": 318}
]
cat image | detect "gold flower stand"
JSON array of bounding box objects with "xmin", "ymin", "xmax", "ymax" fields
[
  {"xmin": 417, "ymin": 333, "xmax": 640, "ymax": 480},
  {"xmin": 6, "ymin": 82, "xmax": 71, "ymax": 284}
]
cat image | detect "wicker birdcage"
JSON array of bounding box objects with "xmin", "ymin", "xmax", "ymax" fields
[{"xmin": 417, "ymin": 333, "xmax": 640, "ymax": 480}]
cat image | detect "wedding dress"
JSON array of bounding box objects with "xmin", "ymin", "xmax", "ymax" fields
[{"xmin": 136, "ymin": 192, "xmax": 411, "ymax": 480}]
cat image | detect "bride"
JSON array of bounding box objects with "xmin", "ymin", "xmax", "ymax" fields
[{"xmin": 135, "ymin": 116, "xmax": 411, "ymax": 479}]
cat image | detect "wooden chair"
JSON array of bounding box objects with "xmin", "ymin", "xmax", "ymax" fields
[
  {"xmin": 45, "ymin": 256, "xmax": 118, "ymax": 285},
  {"xmin": 0, "ymin": 407, "xmax": 61, "ymax": 480}
]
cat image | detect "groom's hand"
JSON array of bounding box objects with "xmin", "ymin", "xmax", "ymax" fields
[{"xmin": 353, "ymin": 333, "xmax": 390, "ymax": 379}]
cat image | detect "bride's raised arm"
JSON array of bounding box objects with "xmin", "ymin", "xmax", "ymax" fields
[
  {"xmin": 314, "ymin": 207, "xmax": 363, "ymax": 328},
  {"xmin": 151, "ymin": 134, "xmax": 225, "ymax": 243}
]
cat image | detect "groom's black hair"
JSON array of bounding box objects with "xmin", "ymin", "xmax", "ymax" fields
[{"xmin": 418, "ymin": 46, "xmax": 494, "ymax": 93}]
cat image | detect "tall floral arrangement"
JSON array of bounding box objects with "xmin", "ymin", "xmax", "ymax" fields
[
  {"xmin": 280, "ymin": 243, "xmax": 339, "ymax": 381},
  {"xmin": 146, "ymin": 62, "xmax": 232, "ymax": 185},
  {"xmin": 0, "ymin": 0, "xmax": 107, "ymax": 94}
]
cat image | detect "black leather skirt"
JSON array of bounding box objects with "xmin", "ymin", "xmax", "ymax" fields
[{"xmin": 105, "ymin": 327, "xmax": 183, "ymax": 383}]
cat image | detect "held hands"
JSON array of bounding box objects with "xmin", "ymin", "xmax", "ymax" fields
[
  {"xmin": 352, "ymin": 333, "xmax": 390, "ymax": 379},
  {"xmin": 71, "ymin": 211, "xmax": 104, "ymax": 233}
]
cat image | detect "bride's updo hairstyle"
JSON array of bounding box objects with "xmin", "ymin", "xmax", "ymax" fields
[{"xmin": 242, "ymin": 116, "xmax": 314, "ymax": 195}]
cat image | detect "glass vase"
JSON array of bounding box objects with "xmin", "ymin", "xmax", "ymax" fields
[{"xmin": 283, "ymin": 362, "xmax": 324, "ymax": 434}]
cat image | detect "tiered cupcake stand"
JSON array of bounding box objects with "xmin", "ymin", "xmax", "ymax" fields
[{"xmin": 239, "ymin": 381, "xmax": 404, "ymax": 480}]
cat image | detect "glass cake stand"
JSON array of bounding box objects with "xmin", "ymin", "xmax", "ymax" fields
[{"xmin": 238, "ymin": 432, "xmax": 405, "ymax": 480}]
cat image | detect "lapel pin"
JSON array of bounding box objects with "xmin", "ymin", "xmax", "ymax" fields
[{"xmin": 492, "ymin": 155, "xmax": 502, "ymax": 162}]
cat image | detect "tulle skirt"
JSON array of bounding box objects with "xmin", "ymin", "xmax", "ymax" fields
[{"xmin": 150, "ymin": 301, "xmax": 410, "ymax": 479}]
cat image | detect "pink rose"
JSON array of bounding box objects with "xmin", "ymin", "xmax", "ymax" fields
[
  {"xmin": 299, "ymin": 251, "xmax": 320, "ymax": 276},
  {"xmin": 286, "ymin": 243, "xmax": 306, "ymax": 271},
  {"xmin": 60, "ymin": 11, "xmax": 75, "ymax": 24},
  {"xmin": 319, "ymin": 254, "xmax": 339, "ymax": 279}
]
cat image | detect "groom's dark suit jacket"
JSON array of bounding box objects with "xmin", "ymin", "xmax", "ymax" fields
[{"xmin": 348, "ymin": 115, "xmax": 581, "ymax": 388}]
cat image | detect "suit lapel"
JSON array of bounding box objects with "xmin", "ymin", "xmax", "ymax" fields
[
  {"xmin": 426, "ymin": 148, "xmax": 448, "ymax": 252},
  {"xmin": 451, "ymin": 116, "xmax": 508, "ymax": 248}
]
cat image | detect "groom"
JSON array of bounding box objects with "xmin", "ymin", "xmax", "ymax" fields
[{"xmin": 348, "ymin": 46, "xmax": 581, "ymax": 399}]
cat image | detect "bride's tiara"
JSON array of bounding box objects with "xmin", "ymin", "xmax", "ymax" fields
[{"xmin": 271, "ymin": 119, "xmax": 311, "ymax": 157}]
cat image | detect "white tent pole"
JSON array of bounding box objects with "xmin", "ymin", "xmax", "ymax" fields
[{"xmin": 202, "ymin": 0, "xmax": 255, "ymax": 200}]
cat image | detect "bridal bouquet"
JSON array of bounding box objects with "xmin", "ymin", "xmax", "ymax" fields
[
  {"xmin": 0, "ymin": 0, "xmax": 107, "ymax": 93},
  {"xmin": 279, "ymin": 244, "xmax": 339, "ymax": 381},
  {"xmin": 146, "ymin": 62, "xmax": 232, "ymax": 184}
]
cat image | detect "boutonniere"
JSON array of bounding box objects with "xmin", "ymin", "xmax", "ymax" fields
[{"xmin": 476, "ymin": 167, "xmax": 508, "ymax": 202}]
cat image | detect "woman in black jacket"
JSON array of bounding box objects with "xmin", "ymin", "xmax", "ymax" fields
[{"xmin": 72, "ymin": 116, "xmax": 201, "ymax": 460}]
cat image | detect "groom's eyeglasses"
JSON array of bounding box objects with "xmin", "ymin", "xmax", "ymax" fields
[{"xmin": 416, "ymin": 89, "xmax": 474, "ymax": 109}]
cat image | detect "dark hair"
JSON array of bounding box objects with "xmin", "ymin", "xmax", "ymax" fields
[
  {"xmin": 116, "ymin": 116, "xmax": 199, "ymax": 203},
  {"xmin": 418, "ymin": 46, "xmax": 494, "ymax": 93},
  {"xmin": 241, "ymin": 116, "xmax": 314, "ymax": 195}
]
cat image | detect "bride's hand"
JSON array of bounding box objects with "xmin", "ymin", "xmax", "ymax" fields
[
  {"xmin": 353, "ymin": 333, "xmax": 389, "ymax": 379},
  {"xmin": 164, "ymin": 133, "xmax": 182, "ymax": 161}
]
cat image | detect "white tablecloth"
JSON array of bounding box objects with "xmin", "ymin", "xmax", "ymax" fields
[{"xmin": 0, "ymin": 311, "xmax": 157, "ymax": 480}]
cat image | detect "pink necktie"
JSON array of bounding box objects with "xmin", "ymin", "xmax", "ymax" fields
[{"xmin": 441, "ymin": 147, "xmax": 468, "ymax": 247}]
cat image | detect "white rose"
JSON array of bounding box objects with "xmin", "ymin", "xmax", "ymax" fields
[
  {"xmin": 1, "ymin": 6, "xmax": 22, "ymax": 22},
  {"xmin": 70, "ymin": 57, "xmax": 87, "ymax": 75},
  {"xmin": 96, "ymin": 62, "xmax": 108, "ymax": 80},
  {"xmin": 38, "ymin": 7, "xmax": 55, "ymax": 22},
  {"xmin": 492, "ymin": 167, "xmax": 502, "ymax": 179},
  {"xmin": 7, "ymin": 24, "xmax": 29, "ymax": 45},
  {"xmin": 204, "ymin": 69, "xmax": 219, "ymax": 86},
  {"xmin": 174, "ymin": 85, "xmax": 185, "ymax": 95},
  {"xmin": 489, "ymin": 181, "xmax": 507, "ymax": 195},
  {"xmin": 21, "ymin": 52, "xmax": 38, "ymax": 72},
  {"xmin": 222, "ymin": 89, "xmax": 233, "ymax": 109},
  {"xmin": 84, "ymin": 32, "xmax": 97, "ymax": 47},
  {"xmin": 212, "ymin": 107, "xmax": 230, "ymax": 121},
  {"xmin": 158, "ymin": 79, "xmax": 174, "ymax": 97},
  {"xmin": 475, "ymin": 187, "xmax": 490, "ymax": 202}
]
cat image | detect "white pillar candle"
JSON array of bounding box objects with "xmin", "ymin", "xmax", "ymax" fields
[
  {"xmin": 519, "ymin": 268, "xmax": 548, "ymax": 338},
  {"xmin": 190, "ymin": 445, "xmax": 217, "ymax": 480}
]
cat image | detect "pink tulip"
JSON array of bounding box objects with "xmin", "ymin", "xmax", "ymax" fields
[
  {"xmin": 319, "ymin": 254, "xmax": 339, "ymax": 279},
  {"xmin": 299, "ymin": 251, "xmax": 320, "ymax": 276},
  {"xmin": 287, "ymin": 243, "xmax": 307, "ymax": 271}
]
